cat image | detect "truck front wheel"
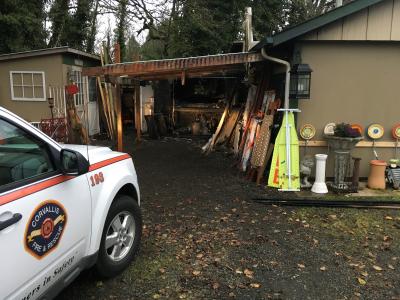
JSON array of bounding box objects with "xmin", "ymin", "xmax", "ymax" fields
[{"xmin": 96, "ymin": 195, "xmax": 142, "ymax": 277}]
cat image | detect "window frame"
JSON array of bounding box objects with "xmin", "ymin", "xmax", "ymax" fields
[
  {"xmin": 0, "ymin": 116, "xmax": 61, "ymax": 195},
  {"xmin": 9, "ymin": 71, "xmax": 46, "ymax": 102}
]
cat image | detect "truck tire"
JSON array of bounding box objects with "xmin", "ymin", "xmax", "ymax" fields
[{"xmin": 96, "ymin": 195, "xmax": 142, "ymax": 278}]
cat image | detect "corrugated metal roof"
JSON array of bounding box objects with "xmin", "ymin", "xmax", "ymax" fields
[{"xmin": 82, "ymin": 52, "xmax": 264, "ymax": 78}]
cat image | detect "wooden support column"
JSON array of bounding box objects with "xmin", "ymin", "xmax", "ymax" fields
[
  {"xmin": 134, "ymin": 79, "xmax": 141, "ymax": 142},
  {"xmin": 133, "ymin": 53, "xmax": 141, "ymax": 142},
  {"xmin": 114, "ymin": 43, "xmax": 123, "ymax": 151}
]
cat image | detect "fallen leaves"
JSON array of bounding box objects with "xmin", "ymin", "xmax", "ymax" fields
[
  {"xmin": 269, "ymin": 260, "xmax": 279, "ymax": 267},
  {"xmin": 372, "ymin": 265, "xmax": 383, "ymax": 271},
  {"xmin": 361, "ymin": 271, "xmax": 368, "ymax": 277},
  {"xmin": 212, "ymin": 282, "xmax": 220, "ymax": 289},
  {"xmin": 244, "ymin": 268, "xmax": 254, "ymax": 278},
  {"xmin": 192, "ymin": 270, "xmax": 201, "ymax": 276},
  {"xmin": 383, "ymin": 235, "xmax": 392, "ymax": 242},
  {"xmin": 357, "ymin": 277, "xmax": 367, "ymax": 285},
  {"xmin": 329, "ymin": 214, "xmax": 337, "ymax": 220},
  {"xmin": 178, "ymin": 293, "xmax": 187, "ymax": 299}
]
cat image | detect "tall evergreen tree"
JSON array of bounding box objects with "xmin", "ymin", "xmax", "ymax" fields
[
  {"xmin": 48, "ymin": 0, "xmax": 71, "ymax": 48},
  {"xmin": 168, "ymin": 0, "xmax": 241, "ymax": 57},
  {"xmin": 86, "ymin": 0, "xmax": 99, "ymax": 53},
  {"xmin": 69, "ymin": 0, "xmax": 93, "ymax": 49},
  {"xmin": 125, "ymin": 34, "xmax": 141, "ymax": 61},
  {"xmin": 114, "ymin": 0, "xmax": 128, "ymax": 61},
  {"xmin": 286, "ymin": 0, "xmax": 335, "ymax": 26},
  {"xmin": 48, "ymin": 0, "xmax": 95, "ymax": 51},
  {"xmin": 0, "ymin": 0, "xmax": 47, "ymax": 54},
  {"xmin": 246, "ymin": 0, "xmax": 288, "ymax": 38}
]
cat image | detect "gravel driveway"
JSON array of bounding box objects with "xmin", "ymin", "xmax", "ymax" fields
[{"xmin": 58, "ymin": 138, "xmax": 400, "ymax": 300}]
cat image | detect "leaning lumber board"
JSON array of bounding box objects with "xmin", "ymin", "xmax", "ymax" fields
[
  {"xmin": 215, "ymin": 108, "xmax": 240, "ymax": 145},
  {"xmin": 97, "ymin": 76, "xmax": 113, "ymax": 139},
  {"xmin": 203, "ymin": 104, "xmax": 229, "ymax": 154}
]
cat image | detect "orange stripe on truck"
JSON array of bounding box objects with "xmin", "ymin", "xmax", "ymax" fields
[
  {"xmin": 0, "ymin": 154, "xmax": 131, "ymax": 206},
  {"xmin": 89, "ymin": 154, "xmax": 131, "ymax": 171}
]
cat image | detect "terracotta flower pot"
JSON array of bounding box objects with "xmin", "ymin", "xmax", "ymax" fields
[{"xmin": 367, "ymin": 160, "xmax": 387, "ymax": 190}]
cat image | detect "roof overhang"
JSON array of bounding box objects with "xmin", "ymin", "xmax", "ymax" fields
[
  {"xmin": 252, "ymin": 0, "xmax": 384, "ymax": 50},
  {"xmin": 82, "ymin": 52, "xmax": 265, "ymax": 80},
  {"xmin": 0, "ymin": 47, "xmax": 100, "ymax": 62}
]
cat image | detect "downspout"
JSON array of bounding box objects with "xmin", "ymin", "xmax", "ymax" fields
[
  {"xmin": 261, "ymin": 47, "xmax": 299, "ymax": 191},
  {"xmin": 261, "ymin": 47, "xmax": 290, "ymax": 109}
]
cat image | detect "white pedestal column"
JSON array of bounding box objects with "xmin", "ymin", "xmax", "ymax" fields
[{"xmin": 311, "ymin": 154, "xmax": 328, "ymax": 194}]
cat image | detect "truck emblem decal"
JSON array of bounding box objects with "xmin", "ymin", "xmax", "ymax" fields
[{"xmin": 24, "ymin": 200, "xmax": 67, "ymax": 259}]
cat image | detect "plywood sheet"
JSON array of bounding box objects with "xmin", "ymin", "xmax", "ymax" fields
[
  {"xmin": 215, "ymin": 109, "xmax": 240, "ymax": 145},
  {"xmin": 367, "ymin": 0, "xmax": 393, "ymax": 40},
  {"xmin": 343, "ymin": 9, "xmax": 368, "ymax": 40}
]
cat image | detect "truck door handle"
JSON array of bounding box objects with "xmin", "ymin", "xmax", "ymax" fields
[{"xmin": 0, "ymin": 213, "xmax": 22, "ymax": 231}]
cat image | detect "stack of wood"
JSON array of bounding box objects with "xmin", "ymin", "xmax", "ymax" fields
[
  {"xmin": 96, "ymin": 42, "xmax": 118, "ymax": 140},
  {"xmin": 203, "ymin": 73, "xmax": 281, "ymax": 185}
]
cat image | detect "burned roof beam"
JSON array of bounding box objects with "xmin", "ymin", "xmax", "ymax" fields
[{"xmin": 82, "ymin": 52, "xmax": 264, "ymax": 77}]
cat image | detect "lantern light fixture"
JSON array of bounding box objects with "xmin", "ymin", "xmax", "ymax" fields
[{"xmin": 289, "ymin": 64, "xmax": 313, "ymax": 99}]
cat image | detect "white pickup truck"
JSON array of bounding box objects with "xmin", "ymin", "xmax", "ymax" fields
[{"xmin": 0, "ymin": 106, "xmax": 142, "ymax": 300}]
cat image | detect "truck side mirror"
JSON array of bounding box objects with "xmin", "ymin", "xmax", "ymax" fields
[{"xmin": 60, "ymin": 149, "xmax": 89, "ymax": 175}]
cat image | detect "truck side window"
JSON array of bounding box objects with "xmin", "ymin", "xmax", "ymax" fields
[{"xmin": 0, "ymin": 119, "xmax": 55, "ymax": 188}]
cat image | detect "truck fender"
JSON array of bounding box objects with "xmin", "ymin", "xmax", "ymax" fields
[{"xmin": 87, "ymin": 161, "xmax": 140, "ymax": 255}]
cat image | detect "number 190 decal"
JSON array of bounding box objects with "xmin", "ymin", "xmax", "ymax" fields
[{"xmin": 90, "ymin": 172, "xmax": 104, "ymax": 187}]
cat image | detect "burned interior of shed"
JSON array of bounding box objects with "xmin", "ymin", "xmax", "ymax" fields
[{"xmin": 83, "ymin": 51, "xmax": 296, "ymax": 186}]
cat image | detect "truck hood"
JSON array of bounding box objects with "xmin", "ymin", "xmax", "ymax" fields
[{"xmin": 62, "ymin": 144, "xmax": 125, "ymax": 165}]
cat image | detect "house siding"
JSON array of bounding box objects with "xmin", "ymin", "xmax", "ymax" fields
[
  {"xmin": 0, "ymin": 55, "xmax": 63, "ymax": 122},
  {"xmin": 300, "ymin": 0, "xmax": 400, "ymax": 42},
  {"xmin": 297, "ymin": 41, "xmax": 400, "ymax": 177}
]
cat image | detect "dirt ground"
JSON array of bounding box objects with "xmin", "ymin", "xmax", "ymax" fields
[{"xmin": 58, "ymin": 138, "xmax": 400, "ymax": 300}]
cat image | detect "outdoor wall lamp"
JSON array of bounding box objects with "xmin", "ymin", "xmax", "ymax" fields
[{"xmin": 289, "ymin": 64, "xmax": 313, "ymax": 99}]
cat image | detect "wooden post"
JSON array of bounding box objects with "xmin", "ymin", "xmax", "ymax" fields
[
  {"xmin": 134, "ymin": 80, "xmax": 141, "ymax": 142},
  {"xmin": 133, "ymin": 53, "xmax": 141, "ymax": 142},
  {"xmin": 114, "ymin": 43, "xmax": 123, "ymax": 151}
]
